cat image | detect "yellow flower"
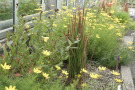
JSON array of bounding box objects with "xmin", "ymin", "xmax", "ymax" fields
[
  {"xmin": 98, "ymin": 66, "xmax": 106, "ymax": 71},
  {"xmin": 121, "ymin": 25, "xmax": 125, "ymax": 28},
  {"xmin": 59, "ymin": 75, "xmax": 62, "ymax": 79},
  {"xmin": 25, "ymin": 25, "xmax": 30, "ymax": 29},
  {"xmin": 77, "ymin": 74, "xmax": 81, "ymax": 78},
  {"xmin": 66, "ymin": 75, "xmax": 68, "ymax": 79},
  {"xmin": 1, "ymin": 62, "xmax": 11, "ymax": 70},
  {"xmin": 127, "ymin": 41, "xmax": 134, "ymax": 44},
  {"xmin": 128, "ymin": 47, "xmax": 133, "ymax": 50},
  {"xmin": 41, "ymin": 62, "xmax": 44, "ymax": 65},
  {"xmin": 111, "ymin": 70, "xmax": 120, "ymax": 75},
  {"xmin": 81, "ymin": 68, "xmax": 88, "ymax": 73},
  {"xmin": 33, "ymin": 68, "xmax": 42, "ymax": 73},
  {"xmin": 5, "ymin": 85, "xmax": 17, "ymax": 90},
  {"xmin": 72, "ymin": 7, "xmax": 76, "ymax": 10},
  {"xmin": 51, "ymin": 5, "xmax": 55, "ymax": 7},
  {"xmin": 114, "ymin": 78, "xmax": 123, "ymax": 83},
  {"xmin": 34, "ymin": 8, "xmax": 42, "ymax": 11},
  {"xmin": 62, "ymin": 70, "xmax": 69, "ymax": 75},
  {"xmin": 110, "ymin": 10, "xmax": 114, "ymax": 13},
  {"xmin": 116, "ymin": 33, "xmax": 122, "ymax": 37},
  {"xmin": 62, "ymin": 6, "xmax": 67, "ymax": 9},
  {"xmin": 50, "ymin": 10, "xmax": 53, "ymax": 12},
  {"xmin": 42, "ymin": 72, "xmax": 49, "ymax": 79},
  {"xmin": 42, "ymin": 50, "xmax": 51, "ymax": 56},
  {"xmin": 41, "ymin": 36, "xmax": 49, "ymax": 42},
  {"xmin": 52, "ymin": 24, "xmax": 57, "ymax": 27},
  {"xmin": 81, "ymin": 83, "xmax": 87, "ymax": 87},
  {"xmin": 96, "ymin": 34, "xmax": 100, "ymax": 38},
  {"xmin": 64, "ymin": 25, "xmax": 67, "ymax": 28},
  {"xmin": 90, "ymin": 73, "xmax": 101, "ymax": 79},
  {"xmin": 48, "ymin": 61, "xmax": 50, "ymax": 63},
  {"xmin": 55, "ymin": 65, "xmax": 61, "ymax": 70}
]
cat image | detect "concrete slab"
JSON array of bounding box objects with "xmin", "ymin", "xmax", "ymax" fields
[{"xmin": 121, "ymin": 66, "xmax": 134, "ymax": 90}]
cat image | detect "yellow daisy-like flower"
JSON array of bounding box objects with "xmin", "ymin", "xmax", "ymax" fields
[
  {"xmin": 34, "ymin": 8, "xmax": 42, "ymax": 11},
  {"xmin": 98, "ymin": 66, "xmax": 106, "ymax": 71},
  {"xmin": 51, "ymin": 5, "xmax": 55, "ymax": 7},
  {"xmin": 52, "ymin": 24, "xmax": 57, "ymax": 27},
  {"xmin": 110, "ymin": 10, "xmax": 114, "ymax": 13},
  {"xmin": 127, "ymin": 41, "xmax": 134, "ymax": 45},
  {"xmin": 63, "ymin": 25, "xmax": 67, "ymax": 28},
  {"xmin": 41, "ymin": 36, "xmax": 49, "ymax": 42},
  {"xmin": 62, "ymin": 6, "xmax": 67, "ymax": 9},
  {"xmin": 81, "ymin": 68, "xmax": 88, "ymax": 73},
  {"xmin": 62, "ymin": 70, "xmax": 69, "ymax": 75},
  {"xmin": 42, "ymin": 50, "xmax": 51, "ymax": 56},
  {"xmin": 128, "ymin": 46, "xmax": 133, "ymax": 50},
  {"xmin": 96, "ymin": 34, "xmax": 100, "ymax": 38},
  {"xmin": 1, "ymin": 62, "xmax": 11, "ymax": 70},
  {"xmin": 116, "ymin": 33, "xmax": 122, "ymax": 37},
  {"xmin": 72, "ymin": 7, "xmax": 76, "ymax": 10},
  {"xmin": 25, "ymin": 24, "xmax": 30, "ymax": 29},
  {"xmin": 111, "ymin": 70, "xmax": 120, "ymax": 75},
  {"xmin": 33, "ymin": 68, "xmax": 42, "ymax": 74},
  {"xmin": 5, "ymin": 85, "xmax": 17, "ymax": 90},
  {"xmin": 90, "ymin": 73, "xmax": 101, "ymax": 79},
  {"xmin": 42, "ymin": 72, "xmax": 49, "ymax": 79},
  {"xmin": 114, "ymin": 78, "xmax": 123, "ymax": 83},
  {"xmin": 55, "ymin": 65, "xmax": 61, "ymax": 70},
  {"xmin": 81, "ymin": 83, "xmax": 87, "ymax": 87}
]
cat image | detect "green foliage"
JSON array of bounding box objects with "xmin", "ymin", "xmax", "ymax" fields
[
  {"xmin": 18, "ymin": 0, "xmax": 40, "ymax": 16},
  {"xmin": 0, "ymin": 74, "xmax": 78, "ymax": 90},
  {"xmin": 99, "ymin": 46, "xmax": 134, "ymax": 68},
  {"xmin": 125, "ymin": 21, "xmax": 135, "ymax": 30},
  {"xmin": 64, "ymin": 9, "xmax": 89, "ymax": 79},
  {"xmin": 113, "ymin": 11, "xmax": 130, "ymax": 23},
  {"xmin": 85, "ymin": 8, "xmax": 125, "ymax": 68},
  {"xmin": 0, "ymin": 17, "xmax": 32, "ymax": 75},
  {"xmin": 0, "ymin": 0, "xmax": 40, "ymax": 20},
  {"xmin": 0, "ymin": 0, "xmax": 13, "ymax": 20}
]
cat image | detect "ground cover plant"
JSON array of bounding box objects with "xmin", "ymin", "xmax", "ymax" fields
[{"xmin": 0, "ymin": 0, "xmax": 134, "ymax": 89}]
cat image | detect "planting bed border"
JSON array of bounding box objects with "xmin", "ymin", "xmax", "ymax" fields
[{"xmin": 121, "ymin": 65, "xmax": 134, "ymax": 90}]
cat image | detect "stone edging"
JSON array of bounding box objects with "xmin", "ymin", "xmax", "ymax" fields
[{"xmin": 121, "ymin": 66, "xmax": 134, "ymax": 90}]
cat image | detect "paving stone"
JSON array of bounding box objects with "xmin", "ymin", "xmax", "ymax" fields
[{"xmin": 121, "ymin": 66, "xmax": 134, "ymax": 90}]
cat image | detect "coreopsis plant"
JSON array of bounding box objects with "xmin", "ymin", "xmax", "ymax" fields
[
  {"xmin": 1, "ymin": 62, "xmax": 11, "ymax": 70},
  {"xmin": 0, "ymin": 17, "xmax": 34, "ymax": 75},
  {"xmin": 5, "ymin": 85, "xmax": 17, "ymax": 90}
]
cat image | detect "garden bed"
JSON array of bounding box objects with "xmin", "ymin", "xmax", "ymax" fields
[{"xmin": 1, "ymin": 1, "xmax": 135, "ymax": 90}]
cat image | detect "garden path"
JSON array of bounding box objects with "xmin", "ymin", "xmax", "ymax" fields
[{"xmin": 123, "ymin": 30, "xmax": 135, "ymax": 90}]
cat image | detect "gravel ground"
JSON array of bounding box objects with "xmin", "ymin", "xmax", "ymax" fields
[{"xmin": 85, "ymin": 62, "xmax": 121, "ymax": 90}]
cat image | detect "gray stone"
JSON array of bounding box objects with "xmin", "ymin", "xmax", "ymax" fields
[{"xmin": 121, "ymin": 66, "xmax": 134, "ymax": 90}]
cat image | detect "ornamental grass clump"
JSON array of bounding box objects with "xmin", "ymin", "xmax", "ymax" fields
[{"xmin": 64, "ymin": 7, "xmax": 89, "ymax": 79}]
